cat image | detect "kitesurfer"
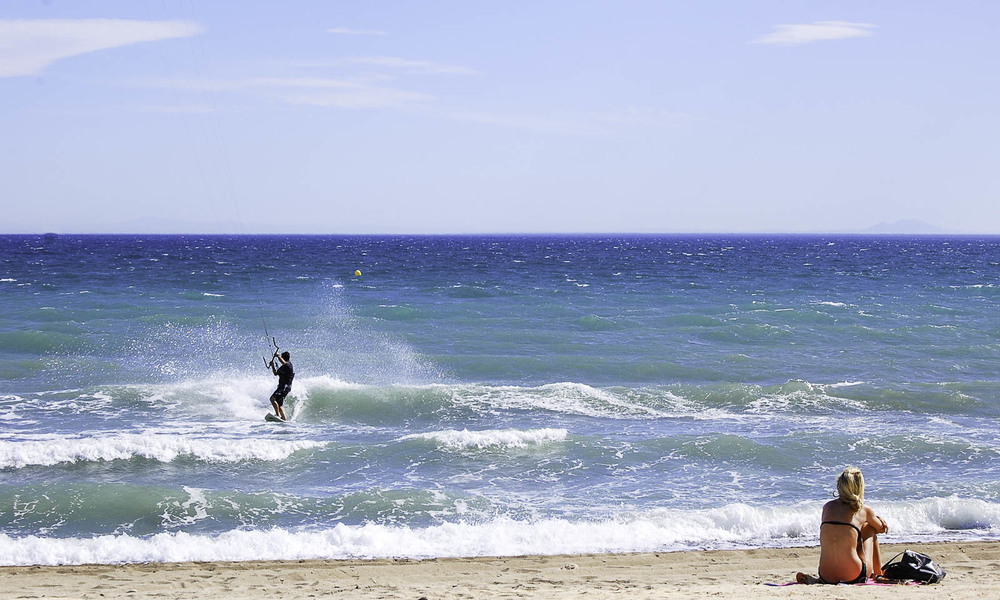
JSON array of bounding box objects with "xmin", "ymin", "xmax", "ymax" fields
[{"xmin": 268, "ymin": 350, "xmax": 294, "ymax": 421}]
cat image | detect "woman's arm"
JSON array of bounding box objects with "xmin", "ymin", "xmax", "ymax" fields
[{"xmin": 866, "ymin": 507, "xmax": 889, "ymax": 534}]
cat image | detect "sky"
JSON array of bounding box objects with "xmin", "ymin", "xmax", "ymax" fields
[{"xmin": 2, "ymin": 1, "xmax": 999, "ymax": 234}]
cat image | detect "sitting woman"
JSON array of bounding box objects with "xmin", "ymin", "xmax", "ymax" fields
[{"xmin": 798, "ymin": 466, "xmax": 889, "ymax": 584}]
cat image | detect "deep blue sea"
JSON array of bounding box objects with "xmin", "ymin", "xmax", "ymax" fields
[{"xmin": 2, "ymin": 234, "xmax": 1000, "ymax": 565}]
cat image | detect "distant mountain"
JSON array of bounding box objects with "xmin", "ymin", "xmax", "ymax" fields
[{"xmin": 860, "ymin": 219, "xmax": 949, "ymax": 234}]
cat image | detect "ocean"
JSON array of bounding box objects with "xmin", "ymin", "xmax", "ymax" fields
[{"xmin": 2, "ymin": 234, "xmax": 999, "ymax": 566}]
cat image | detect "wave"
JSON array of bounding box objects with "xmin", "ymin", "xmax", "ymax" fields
[
  {"xmin": 400, "ymin": 428, "xmax": 568, "ymax": 450},
  {"xmin": 0, "ymin": 433, "xmax": 326, "ymax": 469},
  {"xmin": 290, "ymin": 377, "xmax": 1000, "ymax": 424},
  {"xmin": 295, "ymin": 380, "xmax": 682, "ymax": 423},
  {"xmin": 12, "ymin": 375, "xmax": 1000, "ymax": 435},
  {"xmin": 1, "ymin": 496, "xmax": 997, "ymax": 566},
  {"xmin": 0, "ymin": 483, "xmax": 497, "ymax": 538}
]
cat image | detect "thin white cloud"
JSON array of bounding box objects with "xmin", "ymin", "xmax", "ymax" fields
[
  {"xmin": 450, "ymin": 111, "xmax": 598, "ymax": 135},
  {"xmin": 139, "ymin": 104, "xmax": 217, "ymax": 114},
  {"xmin": 450, "ymin": 106, "xmax": 696, "ymax": 135},
  {"xmin": 137, "ymin": 76, "xmax": 431, "ymax": 110},
  {"xmin": 587, "ymin": 106, "xmax": 699, "ymax": 128},
  {"xmin": 274, "ymin": 56, "xmax": 479, "ymax": 76},
  {"xmin": 135, "ymin": 74, "xmax": 684, "ymax": 131},
  {"xmin": 0, "ymin": 18, "xmax": 203, "ymax": 78},
  {"xmin": 276, "ymin": 88, "xmax": 429, "ymax": 109},
  {"xmin": 333, "ymin": 56, "xmax": 480, "ymax": 75},
  {"xmin": 751, "ymin": 21, "xmax": 876, "ymax": 46},
  {"xmin": 327, "ymin": 27, "xmax": 388, "ymax": 36},
  {"xmin": 250, "ymin": 77, "xmax": 431, "ymax": 108}
]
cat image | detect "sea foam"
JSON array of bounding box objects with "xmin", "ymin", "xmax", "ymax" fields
[
  {"xmin": 0, "ymin": 434, "xmax": 326, "ymax": 469},
  {"xmin": 401, "ymin": 428, "xmax": 568, "ymax": 450},
  {"xmin": 1, "ymin": 496, "xmax": 995, "ymax": 566}
]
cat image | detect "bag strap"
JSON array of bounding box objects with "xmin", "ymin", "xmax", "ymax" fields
[{"xmin": 881, "ymin": 550, "xmax": 905, "ymax": 569}]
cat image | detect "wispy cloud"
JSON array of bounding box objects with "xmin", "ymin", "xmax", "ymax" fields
[
  {"xmin": 450, "ymin": 106, "xmax": 696, "ymax": 135},
  {"xmin": 450, "ymin": 111, "xmax": 597, "ymax": 135},
  {"xmin": 134, "ymin": 58, "xmax": 682, "ymax": 134},
  {"xmin": 0, "ymin": 18, "xmax": 203, "ymax": 78},
  {"xmin": 587, "ymin": 106, "xmax": 698, "ymax": 128},
  {"xmin": 274, "ymin": 56, "xmax": 479, "ymax": 76},
  {"xmin": 327, "ymin": 27, "xmax": 388, "ymax": 36},
  {"xmin": 334, "ymin": 56, "xmax": 480, "ymax": 75},
  {"xmin": 137, "ymin": 76, "xmax": 431, "ymax": 110},
  {"xmin": 251, "ymin": 77, "xmax": 431, "ymax": 108},
  {"xmin": 138, "ymin": 75, "xmax": 688, "ymax": 131},
  {"xmin": 751, "ymin": 21, "xmax": 876, "ymax": 46},
  {"xmin": 138, "ymin": 103, "xmax": 217, "ymax": 114}
]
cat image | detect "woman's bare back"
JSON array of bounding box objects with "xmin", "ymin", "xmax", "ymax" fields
[{"xmin": 817, "ymin": 499, "xmax": 867, "ymax": 583}]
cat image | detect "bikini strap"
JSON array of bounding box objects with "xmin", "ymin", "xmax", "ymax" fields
[{"xmin": 821, "ymin": 520, "xmax": 862, "ymax": 537}]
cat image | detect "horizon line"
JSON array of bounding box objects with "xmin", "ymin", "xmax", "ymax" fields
[{"xmin": 2, "ymin": 230, "xmax": 995, "ymax": 237}]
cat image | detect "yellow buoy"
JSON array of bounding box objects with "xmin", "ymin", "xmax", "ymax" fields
[{"xmin": 354, "ymin": 270, "xmax": 362, "ymax": 277}]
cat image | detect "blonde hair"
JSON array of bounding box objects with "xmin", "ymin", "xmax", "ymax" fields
[{"xmin": 836, "ymin": 466, "xmax": 865, "ymax": 512}]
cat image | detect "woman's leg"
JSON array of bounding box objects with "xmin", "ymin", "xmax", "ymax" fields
[
  {"xmin": 860, "ymin": 524, "xmax": 883, "ymax": 577},
  {"xmin": 870, "ymin": 533, "xmax": 882, "ymax": 576}
]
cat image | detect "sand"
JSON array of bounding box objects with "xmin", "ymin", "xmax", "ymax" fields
[{"xmin": 0, "ymin": 541, "xmax": 996, "ymax": 599}]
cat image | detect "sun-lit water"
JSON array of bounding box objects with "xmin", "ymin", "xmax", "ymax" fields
[{"xmin": 3, "ymin": 234, "xmax": 1000, "ymax": 565}]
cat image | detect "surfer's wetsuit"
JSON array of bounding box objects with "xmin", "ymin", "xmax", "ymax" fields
[{"xmin": 270, "ymin": 361, "xmax": 294, "ymax": 406}]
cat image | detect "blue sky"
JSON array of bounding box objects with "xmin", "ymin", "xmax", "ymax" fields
[{"xmin": 2, "ymin": 1, "xmax": 998, "ymax": 234}]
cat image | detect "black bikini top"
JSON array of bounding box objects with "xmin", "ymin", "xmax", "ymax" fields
[{"xmin": 821, "ymin": 520, "xmax": 862, "ymax": 537}]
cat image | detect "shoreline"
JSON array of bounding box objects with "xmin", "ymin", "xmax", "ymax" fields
[{"xmin": 2, "ymin": 541, "xmax": 996, "ymax": 599}]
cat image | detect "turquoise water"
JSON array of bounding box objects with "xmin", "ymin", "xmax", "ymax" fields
[{"xmin": 2, "ymin": 234, "xmax": 1000, "ymax": 564}]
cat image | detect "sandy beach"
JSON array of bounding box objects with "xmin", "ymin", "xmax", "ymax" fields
[{"xmin": 1, "ymin": 541, "xmax": 995, "ymax": 599}]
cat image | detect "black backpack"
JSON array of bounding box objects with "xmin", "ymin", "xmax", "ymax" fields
[{"xmin": 881, "ymin": 549, "xmax": 946, "ymax": 583}]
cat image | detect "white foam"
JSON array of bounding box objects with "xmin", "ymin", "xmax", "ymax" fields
[
  {"xmin": 296, "ymin": 375, "xmax": 360, "ymax": 390},
  {"xmin": 0, "ymin": 434, "xmax": 326, "ymax": 468},
  {"xmin": 658, "ymin": 391, "xmax": 734, "ymax": 421},
  {"xmin": 3, "ymin": 496, "xmax": 996, "ymax": 566},
  {"xmin": 133, "ymin": 376, "xmax": 296, "ymax": 421},
  {"xmin": 401, "ymin": 428, "xmax": 568, "ymax": 450},
  {"xmin": 316, "ymin": 381, "xmax": 722, "ymax": 421},
  {"xmin": 747, "ymin": 381, "xmax": 868, "ymax": 413},
  {"xmin": 162, "ymin": 487, "xmax": 212, "ymax": 527},
  {"xmin": 826, "ymin": 381, "xmax": 865, "ymax": 388},
  {"xmin": 0, "ymin": 513, "xmax": 785, "ymax": 566},
  {"xmin": 490, "ymin": 382, "xmax": 673, "ymax": 419},
  {"xmin": 887, "ymin": 496, "xmax": 1000, "ymax": 534}
]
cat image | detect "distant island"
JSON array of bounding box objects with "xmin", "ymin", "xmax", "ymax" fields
[{"xmin": 859, "ymin": 219, "xmax": 949, "ymax": 234}]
